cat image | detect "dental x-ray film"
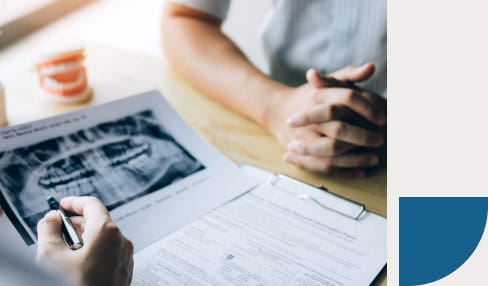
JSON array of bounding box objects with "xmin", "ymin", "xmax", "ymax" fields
[
  {"xmin": 0, "ymin": 91, "xmax": 256, "ymax": 248},
  {"xmin": 0, "ymin": 110, "xmax": 204, "ymax": 238}
]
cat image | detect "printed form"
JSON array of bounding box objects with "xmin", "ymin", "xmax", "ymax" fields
[{"xmin": 134, "ymin": 170, "xmax": 386, "ymax": 286}]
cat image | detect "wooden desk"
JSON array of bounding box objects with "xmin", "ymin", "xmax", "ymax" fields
[{"xmin": 1, "ymin": 43, "xmax": 387, "ymax": 285}]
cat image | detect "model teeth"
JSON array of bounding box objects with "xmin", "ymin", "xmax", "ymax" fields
[
  {"xmin": 43, "ymin": 72, "xmax": 85, "ymax": 91},
  {"xmin": 39, "ymin": 62, "xmax": 82, "ymax": 76}
]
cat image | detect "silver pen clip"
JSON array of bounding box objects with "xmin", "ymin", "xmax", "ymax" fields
[{"xmin": 47, "ymin": 197, "xmax": 83, "ymax": 250}]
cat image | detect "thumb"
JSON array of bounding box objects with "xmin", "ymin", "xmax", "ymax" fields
[
  {"xmin": 306, "ymin": 69, "xmax": 346, "ymax": 88},
  {"xmin": 36, "ymin": 210, "xmax": 66, "ymax": 256},
  {"xmin": 329, "ymin": 63, "xmax": 375, "ymax": 82},
  {"xmin": 306, "ymin": 69, "xmax": 327, "ymax": 88}
]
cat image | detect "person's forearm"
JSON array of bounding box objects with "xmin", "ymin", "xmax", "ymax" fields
[{"xmin": 162, "ymin": 5, "xmax": 291, "ymax": 128}]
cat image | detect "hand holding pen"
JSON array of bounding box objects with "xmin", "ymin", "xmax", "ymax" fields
[
  {"xmin": 36, "ymin": 196, "xmax": 134, "ymax": 286},
  {"xmin": 47, "ymin": 197, "xmax": 83, "ymax": 250}
]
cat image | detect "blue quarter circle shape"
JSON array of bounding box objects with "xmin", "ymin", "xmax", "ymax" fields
[{"xmin": 400, "ymin": 197, "xmax": 488, "ymax": 286}]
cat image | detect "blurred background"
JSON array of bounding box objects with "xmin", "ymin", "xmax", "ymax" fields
[{"xmin": 0, "ymin": 0, "xmax": 272, "ymax": 77}]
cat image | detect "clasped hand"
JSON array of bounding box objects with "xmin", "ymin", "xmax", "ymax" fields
[{"xmin": 267, "ymin": 63, "xmax": 386, "ymax": 177}]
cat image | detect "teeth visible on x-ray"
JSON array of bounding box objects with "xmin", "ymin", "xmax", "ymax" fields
[
  {"xmin": 83, "ymin": 178, "xmax": 95, "ymax": 194},
  {"xmin": 39, "ymin": 168, "xmax": 96, "ymax": 189},
  {"xmin": 38, "ymin": 138, "xmax": 151, "ymax": 189},
  {"xmin": 0, "ymin": 110, "xmax": 205, "ymax": 239},
  {"xmin": 103, "ymin": 140, "xmax": 151, "ymax": 167}
]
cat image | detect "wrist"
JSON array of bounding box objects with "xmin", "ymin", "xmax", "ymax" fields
[{"xmin": 261, "ymin": 84, "xmax": 294, "ymax": 131}]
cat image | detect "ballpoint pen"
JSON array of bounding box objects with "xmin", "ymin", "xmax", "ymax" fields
[{"xmin": 46, "ymin": 196, "xmax": 83, "ymax": 250}]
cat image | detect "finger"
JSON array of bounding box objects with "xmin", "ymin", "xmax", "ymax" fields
[
  {"xmin": 287, "ymin": 138, "xmax": 355, "ymax": 157},
  {"xmin": 286, "ymin": 151, "xmax": 378, "ymax": 168},
  {"xmin": 306, "ymin": 69, "xmax": 347, "ymax": 88},
  {"xmin": 69, "ymin": 216, "xmax": 85, "ymax": 234},
  {"xmin": 287, "ymin": 104, "xmax": 351, "ymax": 127},
  {"xmin": 36, "ymin": 210, "xmax": 66, "ymax": 255},
  {"xmin": 124, "ymin": 240, "xmax": 134, "ymax": 285},
  {"xmin": 292, "ymin": 126, "xmax": 322, "ymax": 141},
  {"xmin": 316, "ymin": 121, "xmax": 384, "ymax": 147},
  {"xmin": 126, "ymin": 256, "xmax": 134, "ymax": 285},
  {"xmin": 60, "ymin": 196, "xmax": 109, "ymax": 217},
  {"xmin": 125, "ymin": 237, "xmax": 134, "ymax": 258},
  {"xmin": 60, "ymin": 196, "xmax": 110, "ymax": 240},
  {"xmin": 0, "ymin": 208, "xmax": 3, "ymax": 216},
  {"xmin": 121, "ymin": 237, "xmax": 134, "ymax": 281},
  {"xmin": 329, "ymin": 63, "xmax": 375, "ymax": 83},
  {"xmin": 283, "ymin": 153, "xmax": 367, "ymax": 177},
  {"xmin": 306, "ymin": 69, "xmax": 325, "ymax": 88},
  {"xmin": 318, "ymin": 88, "xmax": 385, "ymax": 125},
  {"xmin": 361, "ymin": 91, "xmax": 387, "ymax": 116},
  {"xmin": 327, "ymin": 153, "xmax": 379, "ymax": 168},
  {"xmin": 124, "ymin": 238, "xmax": 135, "ymax": 267},
  {"xmin": 305, "ymin": 67, "xmax": 386, "ymax": 125}
]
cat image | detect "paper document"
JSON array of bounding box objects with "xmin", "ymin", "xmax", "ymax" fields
[
  {"xmin": 133, "ymin": 165, "xmax": 386, "ymax": 286},
  {"xmin": 0, "ymin": 91, "xmax": 257, "ymax": 254}
]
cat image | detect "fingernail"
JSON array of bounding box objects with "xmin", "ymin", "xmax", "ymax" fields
[
  {"xmin": 286, "ymin": 115, "xmax": 301, "ymax": 127},
  {"xmin": 287, "ymin": 141, "xmax": 303, "ymax": 153}
]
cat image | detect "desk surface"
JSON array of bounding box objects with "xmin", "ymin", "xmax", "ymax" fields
[{"xmin": 1, "ymin": 43, "xmax": 387, "ymax": 285}]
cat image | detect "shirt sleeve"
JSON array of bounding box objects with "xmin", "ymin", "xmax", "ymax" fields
[{"xmin": 168, "ymin": 0, "xmax": 231, "ymax": 20}]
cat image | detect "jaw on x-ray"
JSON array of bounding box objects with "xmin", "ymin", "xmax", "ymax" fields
[{"xmin": 0, "ymin": 110, "xmax": 205, "ymax": 237}]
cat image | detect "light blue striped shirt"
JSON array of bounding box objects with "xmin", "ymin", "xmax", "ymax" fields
[{"xmin": 171, "ymin": 0, "xmax": 387, "ymax": 97}]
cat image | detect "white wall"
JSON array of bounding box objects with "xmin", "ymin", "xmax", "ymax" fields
[{"xmin": 0, "ymin": 0, "xmax": 272, "ymax": 77}]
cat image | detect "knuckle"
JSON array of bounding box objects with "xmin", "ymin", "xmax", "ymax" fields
[
  {"xmin": 342, "ymin": 90, "xmax": 356, "ymax": 104},
  {"xmin": 328, "ymin": 140, "xmax": 342, "ymax": 155},
  {"xmin": 300, "ymin": 143, "xmax": 309, "ymax": 155},
  {"xmin": 105, "ymin": 221, "xmax": 121, "ymax": 234},
  {"xmin": 103, "ymin": 221, "xmax": 122, "ymax": 240},
  {"xmin": 319, "ymin": 159, "xmax": 333, "ymax": 173},
  {"xmin": 325, "ymin": 105, "xmax": 337, "ymax": 119},
  {"xmin": 311, "ymin": 88, "xmax": 323, "ymax": 104},
  {"xmin": 303, "ymin": 112, "xmax": 313, "ymax": 125},
  {"xmin": 321, "ymin": 165, "xmax": 333, "ymax": 174},
  {"xmin": 331, "ymin": 122, "xmax": 347, "ymax": 138}
]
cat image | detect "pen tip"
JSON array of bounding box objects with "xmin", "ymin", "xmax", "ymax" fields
[{"xmin": 46, "ymin": 196, "xmax": 59, "ymax": 210}]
